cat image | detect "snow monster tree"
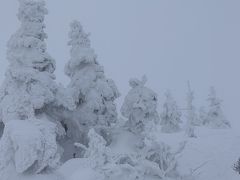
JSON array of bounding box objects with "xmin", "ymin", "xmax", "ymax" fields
[
  {"xmin": 0, "ymin": 0, "xmax": 65, "ymax": 174},
  {"xmin": 64, "ymin": 21, "xmax": 120, "ymax": 147},
  {"xmin": 121, "ymin": 76, "xmax": 159, "ymax": 139}
]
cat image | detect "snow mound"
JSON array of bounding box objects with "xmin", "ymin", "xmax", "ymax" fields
[
  {"xmin": 58, "ymin": 158, "xmax": 103, "ymax": 180},
  {"xmin": 155, "ymin": 127, "xmax": 240, "ymax": 180}
]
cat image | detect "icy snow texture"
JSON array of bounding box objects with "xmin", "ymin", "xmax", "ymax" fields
[
  {"xmin": 160, "ymin": 90, "xmax": 182, "ymax": 133},
  {"xmin": 0, "ymin": 119, "xmax": 61, "ymax": 174},
  {"xmin": 83, "ymin": 128, "xmax": 110, "ymax": 168},
  {"xmin": 121, "ymin": 76, "xmax": 159, "ymax": 137}
]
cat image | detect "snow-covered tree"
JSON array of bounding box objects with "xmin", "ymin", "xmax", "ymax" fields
[
  {"xmin": 0, "ymin": 0, "xmax": 69, "ymax": 174},
  {"xmin": 185, "ymin": 82, "xmax": 197, "ymax": 137},
  {"xmin": 160, "ymin": 90, "xmax": 182, "ymax": 133},
  {"xmin": 64, "ymin": 20, "xmax": 120, "ymax": 145},
  {"xmin": 121, "ymin": 76, "xmax": 159, "ymax": 138},
  {"xmin": 205, "ymin": 87, "xmax": 230, "ymax": 128},
  {"xmin": 199, "ymin": 106, "xmax": 207, "ymax": 125},
  {"xmin": 0, "ymin": 0, "xmax": 60, "ymax": 122}
]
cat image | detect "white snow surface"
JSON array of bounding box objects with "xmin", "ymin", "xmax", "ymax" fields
[
  {"xmin": 55, "ymin": 127, "xmax": 240, "ymax": 180},
  {"xmin": 0, "ymin": 119, "xmax": 61, "ymax": 176}
]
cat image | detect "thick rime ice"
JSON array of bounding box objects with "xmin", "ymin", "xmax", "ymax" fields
[
  {"xmin": 0, "ymin": 0, "xmax": 64, "ymax": 174},
  {"xmin": 64, "ymin": 20, "xmax": 120, "ymax": 147},
  {"xmin": 121, "ymin": 76, "xmax": 159, "ymax": 137},
  {"xmin": 205, "ymin": 87, "xmax": 230, "ymax": 128},
  {"xmin": 160, "ymin": 90, "xmax": 182, "ymax": 133},
  {"xmin": 0, "ymin": 119, "xmax": 61, "ymax": 174},
  {"xmin": 82, "ymin": 128, "xmax": 110, "ymax": 169},
  {"xmin": 0, "ymin": 0, "xmax": 60, "ymax": 123}
]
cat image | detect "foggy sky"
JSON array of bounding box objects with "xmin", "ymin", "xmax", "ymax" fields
[{"xmin": 0, "ymin": 0, "xmax": 240, "ymax": 127}]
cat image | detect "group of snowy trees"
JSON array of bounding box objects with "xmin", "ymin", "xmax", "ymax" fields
[
  {"xmin": 161, "ymin": 84, "xmax": 230, "ymax": 138},
  {"xmin": 0, "ymin": 0, "xmax": 230, "ymax": 179}
]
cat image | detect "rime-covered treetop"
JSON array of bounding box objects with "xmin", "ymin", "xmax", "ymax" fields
[
  {"xmin": 7, "ymin": 0, "xmax": 55, "ymax": 73},
  {"xmin": 65, "ymin": 20, "xmax": 97, "ymax": 77},
  {"xmin": 68, "ymin": 20, "xmax": 91, "ymax": 48},
  {"xmin": 121, "ymin": 76, "xmax": 158, "ymax": 118},
  {"xmin": 18, "ymin": 0, "xmax": 47, "ymax": 23}
]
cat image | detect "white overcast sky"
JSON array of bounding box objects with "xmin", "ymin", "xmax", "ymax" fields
[{"xmin": 0, "ymin": 0, "xmax": 240, "ymax": 126}]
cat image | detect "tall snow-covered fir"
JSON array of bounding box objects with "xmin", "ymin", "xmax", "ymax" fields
[
  {"xmin": 0, "ymin": 0, "xmax": 57, "ymax": 122},
  {"xmin": 0, "ymin": 0, "xmax": 65, "ymax": 174},
  {"xmin": 64, "ymin": 20, "xmax": 120, "ymax": 145},
  {"xmin": 160, "ymin": 90, "xmax": 182, "ymax": 133},
  {"xmin": 121, "ymin": 76, "xmax": 159, "ymax": 138},
  {"xmin": 205, "ymin": 87, "xmax": 230, "ymax": 128}
]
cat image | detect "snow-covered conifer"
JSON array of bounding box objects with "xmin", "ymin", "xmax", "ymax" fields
[
  {"xmin": 65, "ymin": 21, "xmax": 120, "ymax": 145},
  {"xmin": 199, "ymin": 106, "xmax": 207, "ymax": 125},
  {"xmin": 205, "ymin": 87, "xmax": 230, "ymax": 128},
  {"xmin": 121, "ymin": 76, "xmax": 159, "ymax": 137},
  {"xmin": 185, "ymin": 82, "xmax": 197, "ymax": 137},
  {"xmin": 0, "ymin": 0, "xmax": 61, "ymax": 122},
  {"xmin": 0, "ymin": 0, "xmax": 66, "ymax": 174},
  {"xmin": 160, "ymin": 90, "xmax": 182, "ymax": 133}
]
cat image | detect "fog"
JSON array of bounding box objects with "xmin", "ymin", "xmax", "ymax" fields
[{"xmin": 0, "ymin": 0, "xmax": 240, "ymax": 126}]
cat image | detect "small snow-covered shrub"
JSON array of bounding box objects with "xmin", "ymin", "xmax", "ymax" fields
[{"xmin": 143, "ymin": 142, "xmax": 180, "ymax": 179}]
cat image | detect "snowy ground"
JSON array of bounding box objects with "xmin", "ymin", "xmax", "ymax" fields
[
  {"xmin": 156, "ymin": 127, "xmax": 240, "ymax": 180},
  {"xmin": 2, "ymin": 127, "xmax": 240, "ymax": 180},
  {"xmin": 57, "ymin": 127, "xmax": 240, "ymax": 180}
]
